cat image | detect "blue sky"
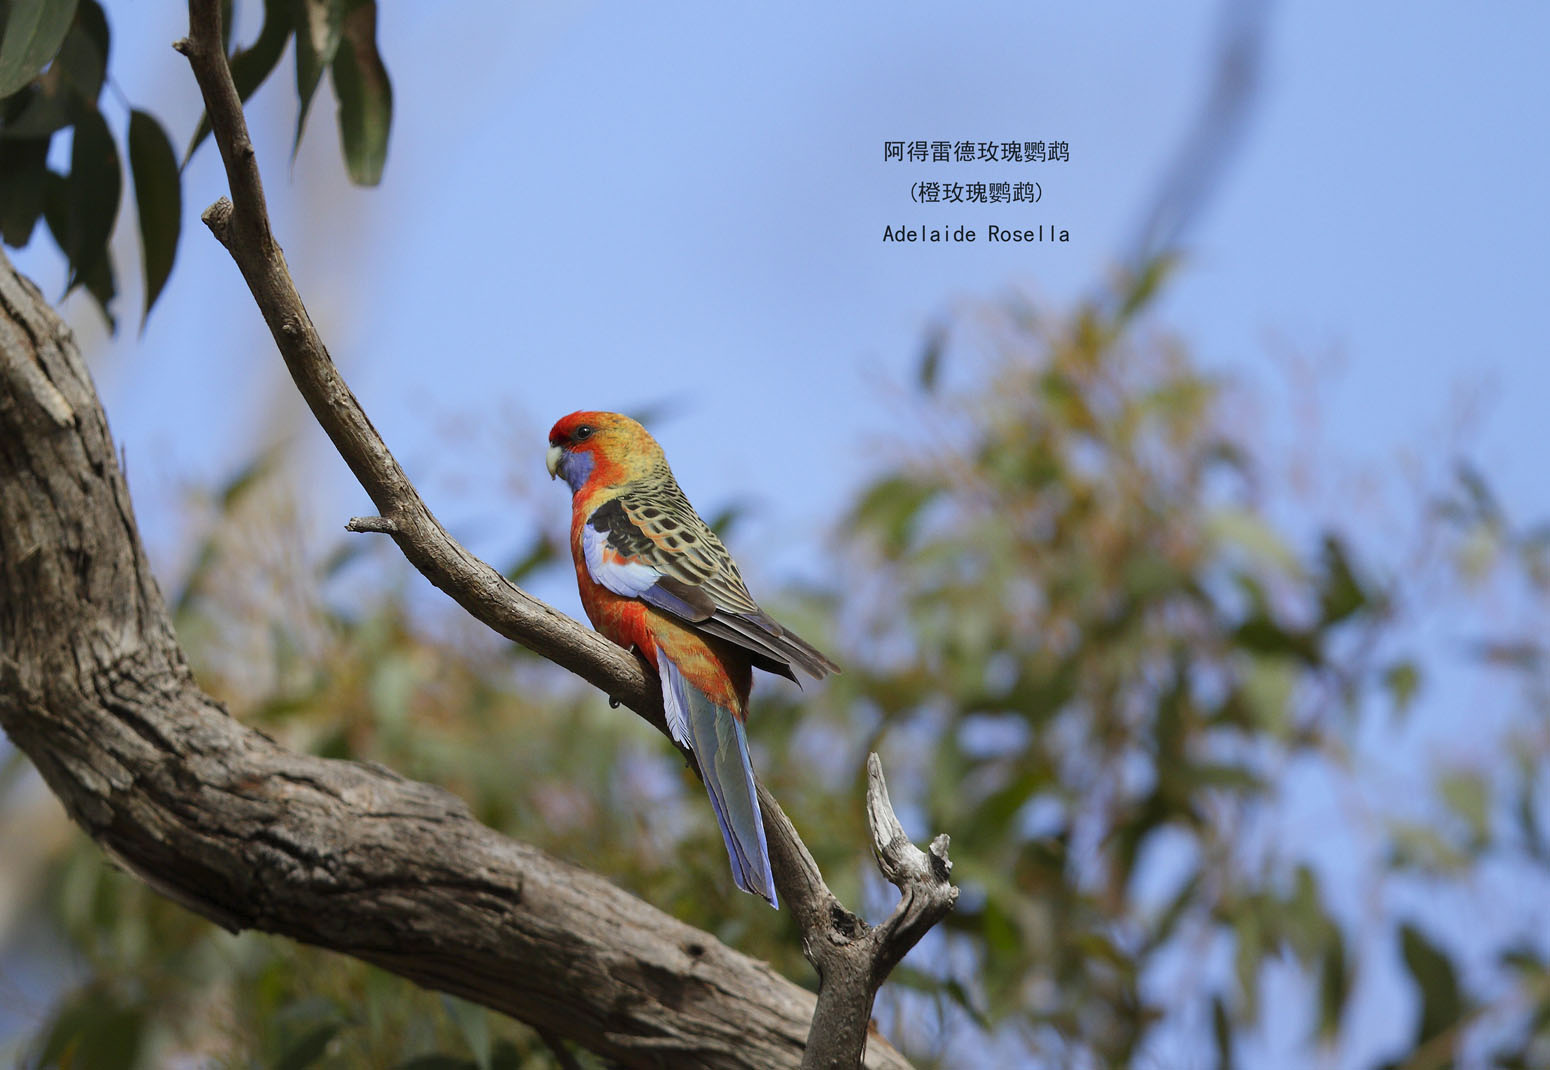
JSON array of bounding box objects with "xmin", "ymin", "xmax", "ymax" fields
[
  {"xmin": 16, "ymin": 1, "xmax": 1544, "ymax": 594},
  {"xmin": 4, "ymin": 1, "xmax": 1549, "ymax": 1064}
]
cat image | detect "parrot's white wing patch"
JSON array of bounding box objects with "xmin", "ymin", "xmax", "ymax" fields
[{"xmin": 583, "ymin": 521, "xmax": 663, "ymax": 598}]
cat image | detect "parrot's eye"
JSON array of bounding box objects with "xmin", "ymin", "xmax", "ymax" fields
[{"xmin": 573, "ymin": 425, "xmax": 595, "ymax": 442}]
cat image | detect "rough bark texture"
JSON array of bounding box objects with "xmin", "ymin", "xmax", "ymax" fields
[{"xmin": 0, "ymin": 254, "xmax": 911, "ymax": 1070}]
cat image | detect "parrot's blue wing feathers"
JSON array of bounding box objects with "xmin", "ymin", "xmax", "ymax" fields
[{"xmin": 659, "ymin": 655, "xmax": 777, "ymax": 907}]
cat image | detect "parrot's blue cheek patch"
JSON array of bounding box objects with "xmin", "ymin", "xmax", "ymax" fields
[{"xmin": 559, "ymin": 450, "xmax": 595, "ymax": 492}]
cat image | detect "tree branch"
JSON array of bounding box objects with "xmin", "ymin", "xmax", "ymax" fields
[
  {"xmin": 184, "ymin": 2, "xmax": 959, "ymax": 1065},
  {"xmin": 0, "ymin": 250, "xmax": 912, "ymax": 1070}
]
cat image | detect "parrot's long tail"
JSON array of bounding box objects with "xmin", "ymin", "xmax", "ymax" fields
[{"xmin": 659, "ymin": 656, "xmax": 778, "ymax": 907}]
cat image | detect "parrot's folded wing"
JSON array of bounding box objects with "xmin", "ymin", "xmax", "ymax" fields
[{"xmin": 583, "ymin": 495, "xmax": 840, "ymax": 682}]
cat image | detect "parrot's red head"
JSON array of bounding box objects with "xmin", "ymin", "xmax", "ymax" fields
[{"xmin": 546, "ymin": 410, "xmax": 662, "ymax": 492}]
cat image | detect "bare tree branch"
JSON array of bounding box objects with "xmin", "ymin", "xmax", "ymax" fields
[
  {"xmin": 0, "ymin": 249, "xmax": 914, "ymax": 1070},
  {"xmin": 170, "ymin": 2, "xmax": 956, "ymax": 1066}
]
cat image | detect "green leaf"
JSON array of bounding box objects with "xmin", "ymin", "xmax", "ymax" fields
[
  {"xmin": 77, "ymin": 234, "xmax": 116, "ymax": 328},
  {"xmin": 1147, "ymin": 870, "xmax": 1200, "ymax": 950},
  {"xmin": 971, "ymin": 768, "xmax": 1047, "ymax": 831},
  {"xmin": 704, "ymin": 501, "xmax": 748, "ymax": 540},
  {"xmin": 1284, "ymin": 865, "xmax": 1329, "ymax": 960},
  {"xmin": 185, "ymin": 0, "xmax": 293, "ymax": 164},
  {"xmin": 128, "ymin": 108, "xmax": 181, "ymax": 326},
  {"xmin": 1439, "ymin": 770, "xmax": 1490, "ymax": 846},
  {"xmin": 1239, "ymin": 654, "xmax": 1296, "ymax": 737},
  {"xmin": 1318, "ymin": 929, "xmax": 1349, "ymax": 1039},
  {"xmin": 43, "ymin": 167, "xmax": 115, "ymax": 329},
  {"xmin": 1317, "ymin": 534, "xmax": 1367, "ymax": 626},
  {"xmin": 1185, "ymin": 762, "xmax": 1266, "ymax": 795},
  {"xmin": 1386, "ymin": 820, "xmax": 1470, "ymax": 874},
  {"xmin": 36, "ymin": 990, "xmax": 147, "ymax": 1070},
  {"xmin": 0, "ymin": 0, "xmax": 79, "ymax": 97},
  {"xmin": 490, "ymin": 1040, "xmax": 526, "ymax": 1070},
  {"xmin": 276, "ymin": 1022, "xmax": 342, "ymax": 1070},
  {"xmin": 1455, "ymin": 460, "xmax": 1500, "ymax": 525},
  {"xmin": 1212, "ymin": 993, "xmax": 1234, "ymax": 1070},
  {"xmin": 1516, "ymin": 759, "xmax": 1545, "ymax": 861},
  {"xmin": 1383, "ymin": 660, "xmax": 1420, "ymax": 717},
  {"xmin": 1500, "ymin": 943, "xmax": 1546, "ymax": 976},
  {"xmin": 0, "ymin": 78, "xmax": 71, "ymax": 137},
  {"xmin": 502, "ymin": 533, "xmax": 557, "ymax": 584},
  {"xmin": 52, "ymin": 0, "xmax": 108, "ymax": 103},
  {"xmin": 1118, "ymin": 252, "xmax": 1177, "ymax": 326},
  {"xmin": 56, "ymin": 103, "xmax": 119, "ymax": 285},
  {"xmin": 851, "ymin": 474, "xmax": 939, "ymax": 556},
  {"xmin": 293, "ymin": 0, "xmax": 345, "ymax": 156},
  {"xmin": 44, "ymin": 165, "xmax": 118, "ymax": 328},
  {"xmin": 1400, "ymin": 922, "xmax": 1462, "ymax": 1049},
  {"xmin": 320, "ymin": 537, "xmax": 370, "ymax": 579},
  {"xmin": 1233, "ymin": 909, "xmax": 1262, "ymax": 1021},
  {"xmin": 917, "ymin": 323, "xmax": 945, "ymax": 392},
  {"xmin": 1233, "ymin": 616, "xmax": 1319, "ymax": 666},
  {"xmin": 214, "ymin": 444, "xmax": 287, "ymax": 510},
  {"xmin": 0, "ymin": 133, "xmax": 48, "ymax": 245},
  {"xmin": 329, "ymin": 0, "xmax": 391, "ymax": 185}
]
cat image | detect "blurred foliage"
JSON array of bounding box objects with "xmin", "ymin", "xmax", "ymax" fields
[
  {"xmin": 781, "ymin": 278, "xmax": 1397, "ymax": 1065},
  {"xmin": 7, "ymin": 263, "xmax": 1550, "ymax": 1068},
  {"xmin": 0, "ymin": 0, "xmax": 391, "ymax": 330}
]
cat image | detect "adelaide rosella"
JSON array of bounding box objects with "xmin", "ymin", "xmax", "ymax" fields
[{"xmin": 546, "ymin": 411, "xmax": 840, "ymax": 907}]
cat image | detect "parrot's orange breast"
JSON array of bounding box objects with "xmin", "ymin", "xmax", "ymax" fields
[{"xmin": 570, "ymin": 508, "xmax": 655, "ymax": 657}]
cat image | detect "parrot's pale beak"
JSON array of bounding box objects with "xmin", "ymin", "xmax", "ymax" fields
[{"xmin": 545, "ymin": 444, "xmax": 563, "ymax": 480}]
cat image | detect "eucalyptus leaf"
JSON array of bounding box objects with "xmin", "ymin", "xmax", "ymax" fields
[
  {"xmin": 1212, "ymin": 994, "xmax": 1234, "ymax": 1070},
  {"xmin": 0, "ymin": 0, "xmax": 79, "ymax": 97},
  {"xmin": 128, "ymin": 108, "xmax": 181, "ymax": 326},
  {"xmin": 60, "ymin": 103, "xmax": 119, "ymax": 287},
  {"xmin": 0, "ymin": 79, "xmax": 71, "ymax": 137},
  {"xmin": 275, "ymin": 1022, "xmax": 342, "ymax": 1070},
  {"xmin": 1400, "ymin": 923, "xmax": 1462, "ymax": 1047},
  {"xmin": 329, "ymin": 0, "xmax": 391, "ymax": 185},
  {"xmin": 502, "ymin": 534, "xmax": 556, "ymax": 584},
  {"xmin": 1316, "ymin": 534, "xmax": 1366, "ymax": 626},
  {"xmin": 53, "ymin": 0, "xmax": 108, "ymax": 102},
  {"xmin": 1318, "ymin": 930, "xmax": 1349, "ymax": 1039},
  {"xmin": 0, "ymin": 133, "xmax": 47, "ymax": 245},
  {"xmin": 1382, "ymin": 660, "xmax": 1420, "ymax": 717},
  {"xmin": 293, "ymin": 0, "xmax": 345, "ymax": 156},
  {"xmin": 77, "ymin": 235, "xmax": 116, "ymax": 328}
]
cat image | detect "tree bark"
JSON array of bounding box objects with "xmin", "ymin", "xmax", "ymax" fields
[{"xmin": 0, "ymin": 253, "xmax": 911, "ymax": 1070}]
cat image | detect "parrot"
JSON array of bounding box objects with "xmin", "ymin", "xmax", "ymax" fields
[{"xmin": 546, "ymin": 411, "xmax": 840, "ymax": 907}]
